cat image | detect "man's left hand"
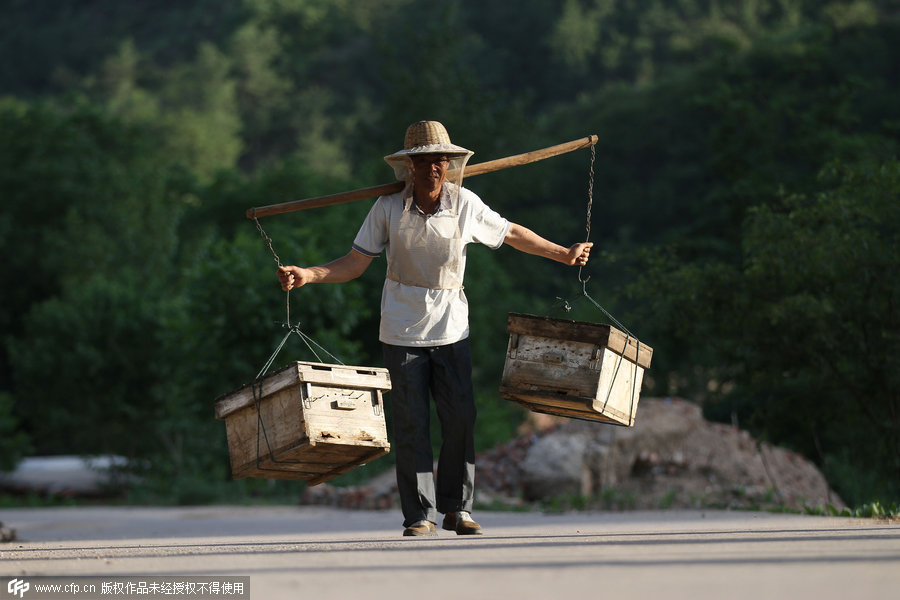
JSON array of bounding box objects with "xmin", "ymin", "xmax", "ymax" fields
[{"xmin": 566, "ymin": 242, "xmax": 593, "ymax": 267}]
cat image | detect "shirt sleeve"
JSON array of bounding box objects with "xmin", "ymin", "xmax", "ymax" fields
[
  {"xmin": 461, "ymin": 188, "xmax": 511, "ymax": 249},
  {"xmin": 352, "ymin": 196, "xmax": 390, "ymax": 257}
]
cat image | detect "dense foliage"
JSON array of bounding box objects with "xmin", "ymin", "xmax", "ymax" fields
[{"xmin": 1, "ymin": 0, "xmax": 897, "ymax": 505}]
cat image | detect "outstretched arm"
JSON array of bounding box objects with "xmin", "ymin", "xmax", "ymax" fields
[
  {"xmin": 277, "ymin": 249, "xmax": 374, "ymax": 291},
  {"xmin": 503, "ymin": 223, "xmax": 593, "ymax": 266}
]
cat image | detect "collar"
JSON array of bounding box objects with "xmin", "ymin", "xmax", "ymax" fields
[{"xmin": 404, "ymin": 183, "xmax": 452, "ymax": 215}]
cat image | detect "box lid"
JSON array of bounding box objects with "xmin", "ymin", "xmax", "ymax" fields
[{"xmin": 214, "ymin": 361, "xmax": 391, "ymax": 420}]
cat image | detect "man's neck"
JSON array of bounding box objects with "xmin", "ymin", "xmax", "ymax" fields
[{"xmin": 414, "ymin": 185, "xmax": 442, "ymax": 214}]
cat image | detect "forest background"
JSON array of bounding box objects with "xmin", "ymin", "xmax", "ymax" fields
[{"xmin": 1, "ymin": 0, "xmax": 897, "ymax": 508}]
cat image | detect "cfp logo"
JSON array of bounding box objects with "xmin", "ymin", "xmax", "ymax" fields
[{"xmin": 6, "ymin": 579, "xmax": 29, "ymax": 598}]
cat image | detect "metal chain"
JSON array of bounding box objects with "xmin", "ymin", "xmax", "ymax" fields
[
  {"xmin": 250, "ymin": 214, "xmax": 345, "ymax": 367},
  {"xmin": 252, "ymin": 215, "xmax": 292, "ymax": 326},
  {"xmin": 577, "ymin": 144, "xmax": 595, "ymax": 284},
  {"xmin": 253, "ymin": 215, "xmax": 283, "ymax": 268},
  {"xmin": 585, "ymin": 143, "xmax": 595, "ymax": 240},
  {"xmin": 574, "ymin": 143, "xmax": 636, "ymax": 338},
  {"xmin": 552, "ymin": 144, "xmax": 596, "ymax": 316}
]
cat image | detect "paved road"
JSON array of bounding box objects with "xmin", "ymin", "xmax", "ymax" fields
[{"xmin": 2, "ymin": 506, "xmax": 898, "ymax": 600}]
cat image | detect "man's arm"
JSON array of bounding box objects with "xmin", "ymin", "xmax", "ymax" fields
[
  {"xmin": 277, "ymin": 249, "xmax": 374, "ymax": 291},
  {"xmin": 504, "ymin": 223, "xmax": 593, "ymax": 266}
]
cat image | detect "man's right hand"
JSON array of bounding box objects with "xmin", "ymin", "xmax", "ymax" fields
[
  {"xmin": 275, "ymin": 250, "xmax": 374, "ymax": 290},
  {"xmin": 277, "ymin": 265, "xmax": 307, "ymax": 291}
]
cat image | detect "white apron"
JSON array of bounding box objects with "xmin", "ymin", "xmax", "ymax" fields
[{"xmin": 385, "ymin": 189, "xmax": 464, "ymax": 291}]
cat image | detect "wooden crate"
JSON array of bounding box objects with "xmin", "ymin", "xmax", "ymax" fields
[
  {"xmin": 499, "ymin": 313, "xmax": 653, "ymax": 426},
  {"xmin": 214, "ymin": 361, "xmax": 391, "ymax": 485}
]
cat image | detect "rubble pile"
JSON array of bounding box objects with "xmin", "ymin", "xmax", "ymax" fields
[
  {"xmin": 300, "ymin": 397, "xmax": 844, "ymax": 512},
  {"xmin": 0, "ymin": 521, "xmax": 17, "ymax": 543},
  {"xmin": 300, "ymin": 472, "xmax": 397, "ymax": 510}
]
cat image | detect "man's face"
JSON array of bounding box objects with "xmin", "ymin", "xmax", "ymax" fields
[{"xmin": 410, "ymin": 154, "xmax": 451, "ymax": 191}]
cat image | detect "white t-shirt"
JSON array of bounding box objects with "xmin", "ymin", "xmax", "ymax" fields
[{"xmin": 352, "ymin": 183, "xmax": 510, "ymax": 346}]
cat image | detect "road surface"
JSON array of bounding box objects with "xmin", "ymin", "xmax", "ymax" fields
[{"xmin": 1, "ymin": 506, "xmax": 898, "ymax": 599}]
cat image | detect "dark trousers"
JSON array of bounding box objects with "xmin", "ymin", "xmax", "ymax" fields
[{"xmin": 382, "ymin": 339, "xmax": 476, "ymax": 527}]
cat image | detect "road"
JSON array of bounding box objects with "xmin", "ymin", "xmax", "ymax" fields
[{"xmin": 1, "ymin": 506, "xmax": 898, "ymax": 600}]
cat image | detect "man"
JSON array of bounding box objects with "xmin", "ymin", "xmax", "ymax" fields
[{"xmin": 278, "ymin": 121, "xmax": 592, "ymax": 537}]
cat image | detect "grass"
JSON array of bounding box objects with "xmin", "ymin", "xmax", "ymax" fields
[
  {"xmin": 802, "ymin": 501, "xmax": 900, "ymax": 521},
  {"xmin": 4, "ymin": 481, "xmax": 897, "ymax": 523}
]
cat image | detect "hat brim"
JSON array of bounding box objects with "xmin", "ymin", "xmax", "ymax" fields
[{"xmin": 384, "ymin": 143, "xmax": 473, "ymax": 166}]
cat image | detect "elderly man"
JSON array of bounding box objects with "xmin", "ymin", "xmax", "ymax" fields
[{"xmin": 278, "ymin": 121, "xmax": 591, "ymax": 537}]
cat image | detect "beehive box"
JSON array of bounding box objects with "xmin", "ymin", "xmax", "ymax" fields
[
  {"xmin": 499, "ymin": 313, "xmax": 652, "ymax": 426},
  {"xmin": 214, "ymin": 361, "xmax": 391, "ymax": 485}
]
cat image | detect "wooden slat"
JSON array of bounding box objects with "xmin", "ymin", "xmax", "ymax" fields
[
  {"xmin": 214, "ymin": 361, "xmax": 391, "ymax": 419},
  {"xmin": 214, "ymin": 365, "xmax": 299, "ymax": 419},
  {"xmin": 500, "ymin": 387, "xmax": 634, "ymax": 424},
  {"xmin": 307, "ymin": 446, "xmax": 391, "ymax": 486},
  {"xmin": 232, "ymin": 439, "xmax": 390, "ymax": 483},
  {"xmin": 501, "ymin": 365, "xmax": 593, "ymax": 397},
  {"xmin": 294, "ymin": 362, "xmax": 391, "ymax": 390},
  {"xmin": 501, "ymin": 392, "xmax": 628, "ymax": 425},
  {"xmin": 507, "ymin": 313, "xmax": 653, "ymax": 369}
]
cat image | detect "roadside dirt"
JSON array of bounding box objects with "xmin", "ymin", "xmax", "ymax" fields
[{"xmin": 301, "ymin": 397, "xmax": 842, "ymax": 512}]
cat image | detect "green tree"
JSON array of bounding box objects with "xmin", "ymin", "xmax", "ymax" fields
[
  {"xmin": 732, "ymin": 159, "xmax": 900, "ymax": 503},
  {"xmin": 0, "ymin": 97, "xmax": 191, "ymax": 468},
  {"xmin": 629, "ymin": 159, "xmax": 900, "ymax": 504},
  {"xmin": 10, "ymin": 275, "xmax": 180, "ymax": 457},
  {"xmin": 0, "ymin": 96, "xmax": 187, "ymax": 383},
  {"xmin": 82, "ymin": 38, "xmax": 243, "ymax": 183}
]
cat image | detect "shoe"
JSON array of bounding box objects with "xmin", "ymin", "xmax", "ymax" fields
[
  {"xmin": 402, "ymin": 520, "xmax": 437, "ymax": 537},
  {"xmin": 442, "ymin": 511, "xmax": 483, "ymax": 535}
]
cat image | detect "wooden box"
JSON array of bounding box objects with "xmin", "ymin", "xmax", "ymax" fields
[
  {"xmin": 214, "ymin": 361, "xmax": 391, "ymax": 485},
  {"xmin": 499, "ymin": 313, "xmax": 653, "ymax": 426}
]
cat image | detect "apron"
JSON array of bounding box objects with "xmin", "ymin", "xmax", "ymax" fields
[{"xmin": 386, "ymin": 188, "xmax": 464, "ymax": 291}]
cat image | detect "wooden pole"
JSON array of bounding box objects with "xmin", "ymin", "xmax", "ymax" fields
[{"xmin": 246, "ymin": 134, "xmax": 599, "ymax": 219}]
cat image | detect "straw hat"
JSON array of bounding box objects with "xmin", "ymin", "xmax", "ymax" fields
[{"xmin": 384, "ymin": 121, "xmax": 473, "ymax": 178}]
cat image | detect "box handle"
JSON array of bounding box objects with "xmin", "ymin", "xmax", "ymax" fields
[
  {"xmin": 508, "ymin": 333, "xmax": 520, "ymax": 359},
  {"xmin": 541, "ymin": 351, "xmax": 566, "ymax": 364}
]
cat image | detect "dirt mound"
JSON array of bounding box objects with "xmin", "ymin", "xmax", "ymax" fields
[
  {"xmin": 301, "ymin": 397, "xmax": 843, "ymax": 512},
  {"xmin": 477, "ymin": 397, "xmax": 843, "ymax": 511}
]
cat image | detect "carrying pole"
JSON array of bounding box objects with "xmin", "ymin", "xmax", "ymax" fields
[{"xmin": 246, "ymin": 135, "xmax": 599, "ymax": 219}]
